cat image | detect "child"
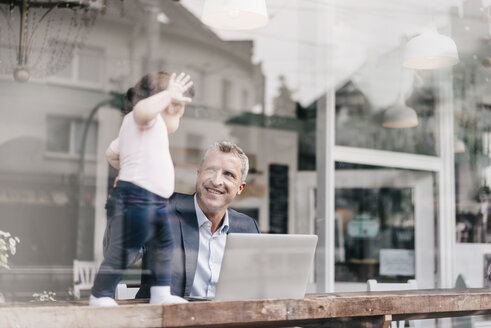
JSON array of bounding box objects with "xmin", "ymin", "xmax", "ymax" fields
[{"xmin": 90, "ymin": 72, "xmax": 193, "ymax": 306}]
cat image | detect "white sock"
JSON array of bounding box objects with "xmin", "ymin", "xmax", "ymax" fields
[
  {"xmin": 150, "ymin": 286, "xmax": 188, "ymax": 304},
  {"xmin": 89, "ymin": 294, "xmax": 118, "ymax": 307}
]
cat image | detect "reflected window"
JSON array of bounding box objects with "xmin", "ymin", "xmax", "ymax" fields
[
  {"xmin": 222, "ymin": 79, "xmax": 232, "ymax": 110},
  {"xmin": 46, "ymin": 116, "xmax": 98, "ymax": 158},
  {"xmin": 50, "ymin": 46, "xmax": 104, "ymax": 87},
  {"xmin": 185, "ymin": 133, "xmax": 202, "ymax": 165}
]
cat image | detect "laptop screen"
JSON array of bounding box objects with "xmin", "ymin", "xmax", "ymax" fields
[{"xmin": 214, "ymin": 233, "xmax": 318, "ymax": 301}]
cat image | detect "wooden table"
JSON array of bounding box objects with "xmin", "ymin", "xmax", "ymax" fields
[{"xmin": 1, "ymin": 288, "xmax": 490, "ymax": 328}]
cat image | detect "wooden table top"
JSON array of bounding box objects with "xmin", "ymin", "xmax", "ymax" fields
[{"xmin": 1, "ymin": 288, "xmax": 490, "ymax": 328}]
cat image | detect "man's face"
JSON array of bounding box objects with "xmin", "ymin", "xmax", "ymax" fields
[{"xmin": 196, "ymin": 149, "xmax": 246, "ymax": 216}]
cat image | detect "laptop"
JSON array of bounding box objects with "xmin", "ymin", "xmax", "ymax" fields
[{"xmin": 212, "ymin": 233, "xmax": 318, "ymax": 301}]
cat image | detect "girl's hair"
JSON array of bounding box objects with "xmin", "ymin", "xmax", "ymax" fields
[{"xmin": 124, "ymin": 71, "xmax": 195, "ymax": 113}]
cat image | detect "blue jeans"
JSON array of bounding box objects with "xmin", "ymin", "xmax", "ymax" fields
[{"xmin": 91, "ymin": 181, "xmax": 174, "ymax": 298}]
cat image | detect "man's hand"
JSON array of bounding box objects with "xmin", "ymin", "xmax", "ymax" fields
[{"xmin": 167, "ymin": 72, "xmax": 193, "ymax": 105}]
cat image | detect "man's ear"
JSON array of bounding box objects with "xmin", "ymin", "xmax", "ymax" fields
[{"xmin": 236, "ymin": 181, "xmax": 246, "ymax": 195}]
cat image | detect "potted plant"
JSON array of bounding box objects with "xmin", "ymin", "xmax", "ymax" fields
[{"xmin": 0, "ymin": 230, "xmax": 20, "ymax": 302}]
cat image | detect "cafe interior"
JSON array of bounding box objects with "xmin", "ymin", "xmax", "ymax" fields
[{"xmin": 0, "ymin": 0, "xmax": 491, "ymax": 327}]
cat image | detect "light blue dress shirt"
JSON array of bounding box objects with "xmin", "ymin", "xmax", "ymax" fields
[{"xmin": 190, "ymin": 194, "xmax": 229, "ymax": 298}]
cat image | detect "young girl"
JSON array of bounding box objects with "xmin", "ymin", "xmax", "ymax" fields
[{"xmin": 90, "ymin": 72, "xmax": 193, "ymax": 306}]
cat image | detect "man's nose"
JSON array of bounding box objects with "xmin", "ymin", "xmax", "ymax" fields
[{"xmin": 211, "ymin": 171, "xmax": 224, "ymax": 185}]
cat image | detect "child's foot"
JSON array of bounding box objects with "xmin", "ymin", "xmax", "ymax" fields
[
  {"xmin": 89, "ymin": 294, "xmax": 118, "ymax": 307},
  {"xmin": 149, "ymin": 286, "xmax": 188, "ymax": 304}
]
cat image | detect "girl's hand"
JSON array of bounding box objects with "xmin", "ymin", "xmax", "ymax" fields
[{"xmin": 167, "ymin": 72, "xmax": 193, "ymax": 104}]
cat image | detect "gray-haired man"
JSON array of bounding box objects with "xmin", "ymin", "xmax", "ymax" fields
[{"xmin": 136, "ymin": 141, "xmax": 260, "ymax": 298}]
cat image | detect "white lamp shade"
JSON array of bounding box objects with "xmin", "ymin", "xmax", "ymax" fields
[
  {"xmin": 403, "ymin": 27, "xmax": 459, "ymax": 70},
  {"xmin": 382, "ymin": 103, "xmax": 419, "ymax": 128},
  {"xmin": 202, "ymin": 0, "xmax": 268, "ymax": 30}
]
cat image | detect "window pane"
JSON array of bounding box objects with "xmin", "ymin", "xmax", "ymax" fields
[
  {"xmin": 46, "ymin": 116, "xmax": 70, "ymax": 153},
  {"xmin": 2, "ymin": 0, "xmax": 484, "ymax": 314},
  {"xmin": 73, "ymin": 120, "xmax": 98, "ymax": 156},
  {"xmin": 334, "ymin": 163, "xmax": 435, "ymax": 286},
  {"xmin": 335, "ymin": 71, "xmax": 437, "ymax": 155},
  {"xmin": 454, "ymin": 1, "xmax": 491, "ymax": 250},
  {"xmin": 221, "ymin": 79, "xmax": 232, "ymax": 110}
]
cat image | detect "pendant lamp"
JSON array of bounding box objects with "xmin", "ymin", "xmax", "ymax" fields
[
  {"xmin": 403, "ymin": 25, "xmax": 459, "ymax": 70},
  {"xmin": 202, "ymin": 0, "xmax": 268, "ymax": 30},
  {"xmin": 382, "ymin": 95, "xmax": 419, "ymax": 128}
]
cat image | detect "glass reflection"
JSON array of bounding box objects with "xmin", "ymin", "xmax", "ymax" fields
[{"xmin": 334, "ymin": 163, "xmax": 435, "ymax": 285}]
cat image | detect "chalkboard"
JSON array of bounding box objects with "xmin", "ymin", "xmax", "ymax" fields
[{"xmin": 269, "ymin": 164, "xmax": 288, "ymax": 234}]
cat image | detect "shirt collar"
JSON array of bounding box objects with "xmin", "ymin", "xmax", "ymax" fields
[{"xmin": 193, "ymin": 194, "xmax": 229, "ymax": 234}]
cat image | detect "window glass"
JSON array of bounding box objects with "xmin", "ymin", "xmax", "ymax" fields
[
  {"xmin": 221, "ymin": 79, "xmax": 232, "ymax": 110},
  {"xmin": 0, "ymin": 0, "xmax": 487, "ymax": 313},
  {"xmin": 46, "ymin": 116, "xmax": 98, "ymax": 157},
  {"xmin": 452, "ymin": 5, "xmax": 491, "ymax": 303},
  {"xmin": 335, "ymin": 61, "xmax": 438, "ymax": 155},
  {"xmin": 334, "ymin": 163, "xmax": 435, "ymax": 285},
  {"xmin": 73, "ymin": 119, "xmax": 98, "ymax": 156},
  {"xmin": 46, "ymin": 116, "xmax": 71, "ymax": 153}
]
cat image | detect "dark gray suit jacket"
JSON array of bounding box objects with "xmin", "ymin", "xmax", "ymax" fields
[{"xmin": 136, "ymin": 192, "xmax": 260, "ymax": 298}]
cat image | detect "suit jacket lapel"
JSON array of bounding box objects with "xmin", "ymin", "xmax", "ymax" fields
[
  {"xmin": 175, "ymin": 194, "xmax": 200, "ymax": 296},
  {"xmin": 228, "ymin": 211, "xmax": 239, "ymax": 233}
]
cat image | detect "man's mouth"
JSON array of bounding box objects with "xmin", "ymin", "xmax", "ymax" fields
[{"xmin": 205, "ymin": 187, "xmax": 224, "ymax": 195}]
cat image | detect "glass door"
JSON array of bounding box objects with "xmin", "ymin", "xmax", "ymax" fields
[
  {"xmin": 295, "ymin": 166, "xmax": 436, "ymax": 292},
  {"xmin": 333, "ymin": 166, "xmax": 435, "ymax": 291}
]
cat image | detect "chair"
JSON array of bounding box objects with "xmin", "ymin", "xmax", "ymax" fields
[
  {"xmin": 73, "ymin": 260, "xmax": 99, "ymax": 299},
  {"xmin": 367, "ymin": 279, "xmax": 420, "ymax": 328},
  {"xmin": 115, "ymin": 283, "xmax": 140, "ymax": 300}
]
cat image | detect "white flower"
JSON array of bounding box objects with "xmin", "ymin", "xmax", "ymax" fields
[
  {"xmin": 0, "ymin": 231, "xmax": 19, "ymax": 270},
  {"xmin": 32, "ymin": 291, "xmax": 56, "ymax": 302}
]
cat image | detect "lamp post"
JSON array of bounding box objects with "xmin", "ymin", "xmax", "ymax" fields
[{"xmin": 75, "ymin": 92, "xmax": 124, "ymax": 260}]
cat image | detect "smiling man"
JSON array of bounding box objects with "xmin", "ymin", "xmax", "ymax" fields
[{"xmin": 136, "ymin": 141, "xmax": 260, "ymax": 299}]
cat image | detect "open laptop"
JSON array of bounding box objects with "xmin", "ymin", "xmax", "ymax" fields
[{"xmin": 211, "ymin": 233, "xmax": 318, "ymax": 302}]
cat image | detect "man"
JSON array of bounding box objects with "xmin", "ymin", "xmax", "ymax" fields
[{"xmin": 136, "ymin": 141, "xmax": 260, "ymax": 298}]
